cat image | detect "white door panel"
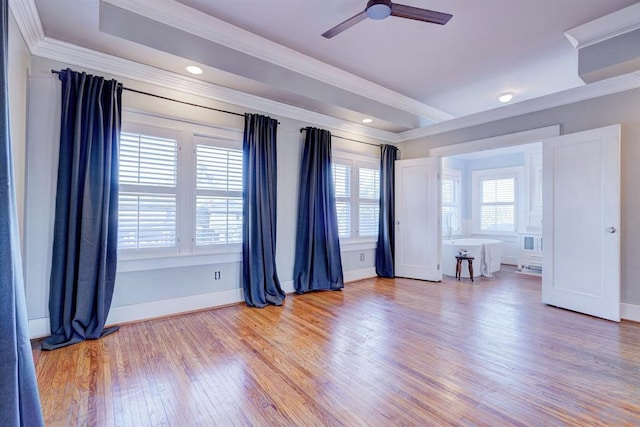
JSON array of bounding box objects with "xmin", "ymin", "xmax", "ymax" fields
[
  {"xmin": 542, "ymin": 124, "xmax": 620, "ymax": 321},
  {"xmin": 395, "ymin": 157, "xmax": 441, "ymax": 281}
]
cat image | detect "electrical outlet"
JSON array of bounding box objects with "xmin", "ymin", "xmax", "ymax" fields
[
  {"xmin": 360, "ymin": 252, "xmax": 365, "ymax": 262},
  {"xmin": 214, "ymin": 271, "xmax": 221, "ymax": 280}
]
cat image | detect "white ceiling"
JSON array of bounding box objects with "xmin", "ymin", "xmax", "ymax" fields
[{"xmin": 29, "ymin": 0, "xmax": 640, "ymax": 134}]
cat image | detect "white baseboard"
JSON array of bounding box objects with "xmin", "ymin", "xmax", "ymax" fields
[
  {"xmin": 28, "ymin": 318, "xmax": 51, "ymax": 340},
  {"xmin": 28, "ymin": 288, "xmax": 246, "ymax": 340},
  {"xmin": 30, "ymin": 279, "xmax": 638, "ymax": 340},
  {"xmin": 106, "ymin": 288, "xmax": 244, "ymax": 326},
  {"xmin": 502, "ymin": 257, "xmax": 519, "ymax": 266},
  {"xmin": 281, "ymin": 269, "xmax": 375, "ymax": 294},
  {"xmin": 344, "ymin": 267, "xmax": 377, "ymax": 283},
  {"xmin": 621, "ymin": 303, "xmax": 640, "ymax": 322},
  {"xmin": 281, "ymin": 280, "xmax": 295, "ymax": 294}
]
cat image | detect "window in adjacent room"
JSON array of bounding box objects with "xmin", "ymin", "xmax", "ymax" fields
[
  {"xmin": 441, "ymin": 168, "xmax": 462, "ymax": 237},
  {"xmin": 472, "ymin": 166, "xmax": 523, "ymax": 234}
]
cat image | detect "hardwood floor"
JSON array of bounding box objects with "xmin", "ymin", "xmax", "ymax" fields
[{"xmin": 33, "ymin": 267, "xmax": 640, "ymax": 426}]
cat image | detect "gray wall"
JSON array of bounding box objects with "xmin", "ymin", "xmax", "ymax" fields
[
  {"xmin": 398, "ymin": 88, "xmax": 640, "ymax": 305},
  {"xmin": 23, "ymin": 55, "xmax": 380, "ymax": 327}
]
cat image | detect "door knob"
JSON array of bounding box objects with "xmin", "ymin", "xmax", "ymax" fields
[{"xmin": 606, "ymin": 227, "xmax": 616, "ymax": 233}]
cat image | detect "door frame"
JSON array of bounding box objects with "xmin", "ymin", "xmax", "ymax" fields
[{"xmin": 428, "ymin": 126, "xmax": 560, "ymax": 270}]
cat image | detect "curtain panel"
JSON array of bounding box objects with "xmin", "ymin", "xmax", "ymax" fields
[
  {"xmin": 42, "ymin": 69, "xmax": 122, "ymax": 350},
  {"xmin": 242, "ymin": 113, "xmax": 285, "ymax": 307},
  {"xmin": 293, "ymin": 127, "xmax": 344, "ymax": 293},
  {"xmin": 0, "ymin": 0, "xmax": 45, "ymax": 423},
  {"xmin": 375, "ymin": 144, "xmax": 398, "ymax": 277}
]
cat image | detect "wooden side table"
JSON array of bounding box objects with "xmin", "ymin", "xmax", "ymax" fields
[{"xmin": 455, "ymin": 255, "xmax": 475, "ymax": 282}]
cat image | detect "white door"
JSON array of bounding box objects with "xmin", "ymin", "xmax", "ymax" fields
[
  {"xmin": 395, "ymin": 157, "xmax": 441, "ymax": 281},
  {"xmin": 542, "ymin": 124, "xmax": 621, "ymax": 321}
]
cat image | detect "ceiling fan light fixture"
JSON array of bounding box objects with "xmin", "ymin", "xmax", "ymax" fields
[
  {"xmin": 366, "ymin": 0, "xmax": 392, "ymax": 20},
  {"xmin": 498, "ymin": 92, "xmax": 514, "ymax": 103}
]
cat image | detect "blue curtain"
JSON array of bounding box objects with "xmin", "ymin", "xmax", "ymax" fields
[
  {"xmin": 0, "ymin": 0, "xmax": 45, "ymax": 423},
  {"xmin": 42, "ymin": 69, "xmax": 122, "ymax": 350},
  {"xmin": 242, "ymin": 114, "xmax": 285, "ymax": 307},
  {"xmin": 293, "ymin": 127, "xmax": 344, "ymax": 293},
  {"xmin": 375, "ymin": 144, "xmax": 398, "ymax": 277}
]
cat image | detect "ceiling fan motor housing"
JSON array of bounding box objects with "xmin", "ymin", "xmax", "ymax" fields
[{"xmin": 366, "ymin": 0, "xmax": 392, "ymax": 19}]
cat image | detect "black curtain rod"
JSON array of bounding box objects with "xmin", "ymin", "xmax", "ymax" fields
[
  {"xmin": 300, "ymin": 128, "xmax": 382, "ymax": 147},
  {"xmin": 299, "ymin": 127, "xmax": 381, "ymax": 148},
  {"xmin": 51, "ymin": 69, "xmax": 250, "ymax": 120}
]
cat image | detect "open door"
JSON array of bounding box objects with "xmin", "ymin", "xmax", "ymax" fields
[
  {"xmin": 542, "ymin": 124, "xmax": 621, "ymax": 321},
  {"xmin": 395, "ymin": 157, "xmax": 441, "ymax": 281}
]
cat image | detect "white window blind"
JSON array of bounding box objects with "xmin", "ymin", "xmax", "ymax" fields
[
  {"xmin": 118, "ymin": 131, "xmax": 178, "ymax": 251},
  {"xmin": 195, "ymin": 141, "xmax": 243, "ymax": 246},
  {"xmin": 358, "ymin": 166, "xmax": 379, "ymax": 237},
  {"xmin": 332, "ymin": 153, "xmax": 380, "ymax": 241},
  {"xmin": 479, "ymin": 177, "xmax": 516, "ymax": 232},
  {"xmin": 333, "ymin": 162, "xmax": 351, "ymax": 238},
  {"xmin": 441, "ymin": 170, "xmax": 461, "ymax": 236}
]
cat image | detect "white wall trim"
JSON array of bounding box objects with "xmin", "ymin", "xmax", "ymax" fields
[
  {"xmin": 27, "ymin": 317, "xmax": 50, "ymax": 340},
  {"xmin": 281, "ymin": 280, "xmax": 295, "ymax": 294},
  {"xmin": 106, "ymin": 287, "xmax": 244, "ymax": 327},
  {"xmin": 12, "ymin": 1, "xmax": 640, "ymax": 146},
  {"xmin": 8, "ymin": 0, "xmax": 44, "ymax": 49},
  {"xmin": 102, "ymin": 0, "xmax": 453, "ymax": 124},
  {"xmin": 31, "ymin": 37, "xmax": 402, "ymax": 143},
  {"xmin": 344, "ymin": 267, "xmax": 377, "ymax": 283},
  {"xmin": 401, "ymin": 72, "xmax": 640, "ymax": 142},
  {"xmin": 621, "ymin": 303, "xmax": 640, "ymax": 322},
  {"xmin": 564, "ymin": 3, "xmax": 640, "ymax": 49},
  {"xmin": 429, "ymin": 126, "xmax": 560, "ymax": 158}
]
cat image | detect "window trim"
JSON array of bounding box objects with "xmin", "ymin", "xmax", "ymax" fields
[
  {"xmin": 332, "ymin": 150, "xmax": 380, "ymax": 244},
  {"xmin": 471, "ymin": 166, "xmax": 524, "ymax": 236},
  {"xmin": 117, "ymin": 111, "xmax": 243, "ymax": 266}
]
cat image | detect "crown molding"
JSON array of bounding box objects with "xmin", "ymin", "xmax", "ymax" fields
[
  {"xmin": 31, "ymin": 37, "xmax": 402, "ymax": 143},
  {"xmin": 102, "ymin": 0, "xmax": 454, "ymax": 123},
  {"xmin": 11, "ymin": 0, "xmax": 640, "ymax": 145},
  {"xmin": 8, "ymin": 0, "xmax": 44, "ymax": 49},
  {"xmin": 25, "ymin": 37, "xmax": 640, "ymax": 146},
  {"xmin": 565, "ymin": 3, "xmax": 640, "ymax": 49},
  {"xmin": 398, "ymin": 70, "xmax": 640, "ymax": 141}
]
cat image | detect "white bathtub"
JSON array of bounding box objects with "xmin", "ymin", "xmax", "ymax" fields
[{"xmin": 442, "ymin": 238, "xmax": 503, "ymax": 279}]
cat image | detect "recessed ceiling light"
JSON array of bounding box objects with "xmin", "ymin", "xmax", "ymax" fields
[
  {"xmin": 186, "ymin": 65, "xmax": 203, "ymax": 75},
  {"xmin": 362, "ymin": 118, "xmax": 373, "ymax": 123},
  {"xmin": 498, "ymin": 92, "xmax": 514, "ymax": 103}
]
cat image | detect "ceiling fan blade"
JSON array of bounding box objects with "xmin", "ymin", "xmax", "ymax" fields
[
  {"xmin": 322, "ymin": 10, "xmax": 367, "ymax": 38},
  {"xmin": 390, "ymin": 3, "xmax": 452, "ymax": 25}
]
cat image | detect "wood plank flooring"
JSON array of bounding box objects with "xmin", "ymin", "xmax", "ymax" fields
[{"xmin": 33, "ymin": 267, "xmax": 640, "ymax": 426}]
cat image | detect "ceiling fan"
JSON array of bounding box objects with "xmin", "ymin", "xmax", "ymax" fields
[{"xmin": 322, "ymin": 0, "xmax": 452, "ymax": 39}]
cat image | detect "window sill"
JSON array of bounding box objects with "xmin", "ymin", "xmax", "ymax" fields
[
  {"xmin": 340, "ymin": 239, "xmax": 377, "ymax": 252},
  {"xmin": 118, "ymin": 251, "xmax": 242, "ymax": 273}
]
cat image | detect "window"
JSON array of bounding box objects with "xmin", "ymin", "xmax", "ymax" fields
[
  {"xmin": 358, "ymin": 167, "xmax": 379, "ymax": 237},
  {"xmin": 333, "ymin": 162, "xmax": 351, "ymax": 238},
  {"xmin": 332, "ymin": 152, "xmax": 380, "ymax": 241},
  {"xmin": 117, "ymin": 117, "xmax": 242, "ymax": 260},
  {"xmin": 118, "ymin": 129, "xmax": 179, "ymax": 253},
  {"xmin": 441, "ymin": 168, "xmax": 462, "ymax": 237},
  {"xmin": 194, "ymin": 137, "xmax": 243, "ymax": 246},
  {"xmin": 472, "ymin": 167, "xmax": 523, "ymax": 234}
]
